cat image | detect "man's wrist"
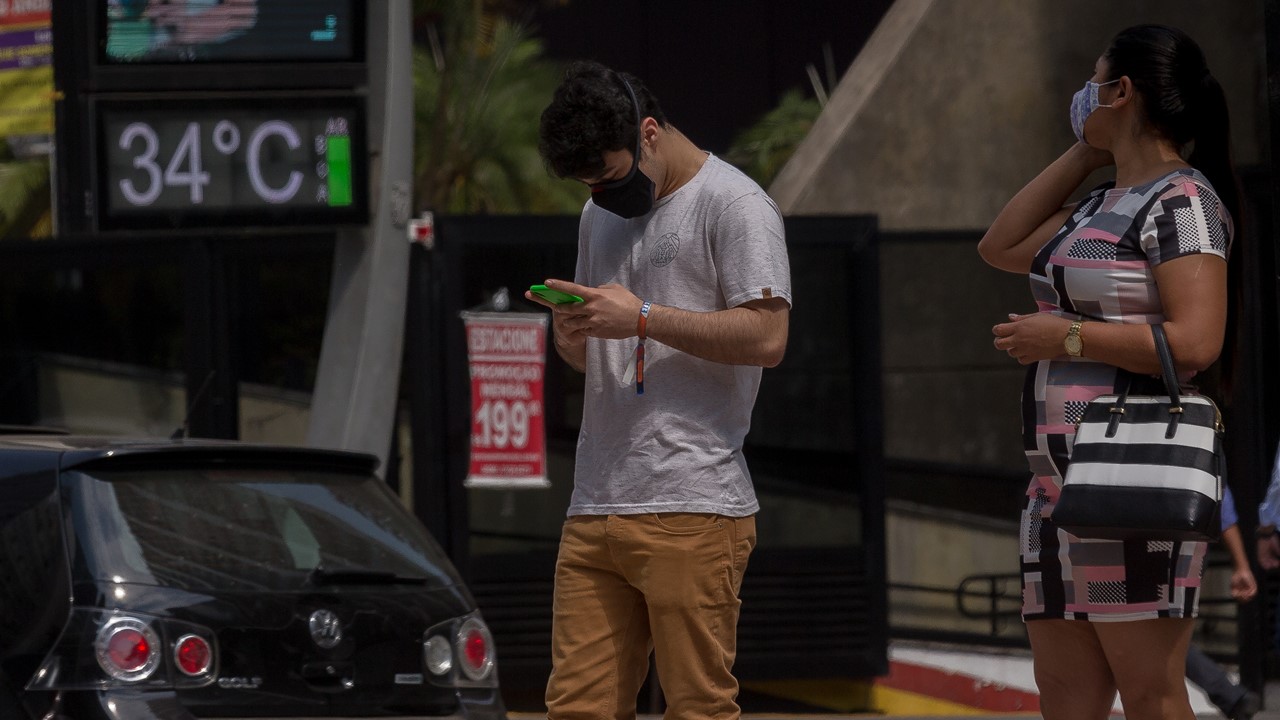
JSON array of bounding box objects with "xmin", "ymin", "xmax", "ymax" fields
[{"xmin": 1258, "ymin": 525, "xmax": 1277, "ymax": 539}]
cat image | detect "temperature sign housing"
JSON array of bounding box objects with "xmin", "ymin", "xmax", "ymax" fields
[{"xmin": 93, "ymin": 94, "xmax": 367, "ymax": 230}]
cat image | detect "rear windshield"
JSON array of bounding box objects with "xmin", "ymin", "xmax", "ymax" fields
[{"xmin": 66, "ymin": 467, "xmax": 460, "ymax": 592}]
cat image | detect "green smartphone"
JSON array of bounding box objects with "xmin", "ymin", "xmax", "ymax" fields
[{"xmin": 529, "ymin": 284, "xmax": 583, "ymax": 304}]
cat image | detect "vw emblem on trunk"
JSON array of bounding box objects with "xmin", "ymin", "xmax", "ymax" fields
[{"xmin": 309, "ymin": 610, "xmax": 343, "ymax": 649}]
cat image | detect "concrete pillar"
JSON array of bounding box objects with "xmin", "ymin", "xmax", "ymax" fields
[{"xmin": 306, "ymin": 0, "xmax": 415, "ymax": 474}]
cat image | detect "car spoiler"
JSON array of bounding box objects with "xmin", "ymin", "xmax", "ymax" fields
[{"xmin": 60, "ymin": 443, "xmax": 380, "ymax": 476}]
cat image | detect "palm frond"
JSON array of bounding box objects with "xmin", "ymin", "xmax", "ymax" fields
[
  {"xmin": 724, "ymin": 88, "xmax": 822, "ymax": 187},
  {"xmin": 412, "ymin": 6, "xmax": 585, "ymax": 214}
]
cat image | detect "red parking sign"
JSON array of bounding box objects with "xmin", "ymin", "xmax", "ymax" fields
[{"xmin": 461, "ymin": 312, "xmax": 550, "ymax": 489}]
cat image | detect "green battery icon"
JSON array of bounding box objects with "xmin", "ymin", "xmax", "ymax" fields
[{"xmin": 326, "ymin": 135, "xmax": 353, "ymax": 207}]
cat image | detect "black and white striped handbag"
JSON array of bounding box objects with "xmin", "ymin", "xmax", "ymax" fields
[{"xmin": 1051, "ymin": 324, "xmax": 1223, "ymax": 541}]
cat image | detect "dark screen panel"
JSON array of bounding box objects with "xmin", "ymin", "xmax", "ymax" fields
[
  {"xmin": 93, "ymin": 93, "xmax": 368, "ymax": 230},
  {"xmin": 101, "ymin": 0, "xmax": 358, "ymax": 64}
]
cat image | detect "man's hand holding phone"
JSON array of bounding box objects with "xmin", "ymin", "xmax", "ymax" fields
[
  {"xmin": 528, "ymin": 279, "xmax": 591, "ymax": 371},
  {"xmin": 526, "ymin": 280, "xmax": 645, "ymax": 341},
  {"xmin": 529, "ymin": 284, "xmax": 584, "ymax": 305}
]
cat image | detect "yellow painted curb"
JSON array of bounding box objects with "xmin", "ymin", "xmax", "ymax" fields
[{"xmin": 871, "ymin": 685, "xmax": 991, "ymax": 715}]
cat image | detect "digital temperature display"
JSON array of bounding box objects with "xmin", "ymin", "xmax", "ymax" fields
[{"xmin": 95, "ymin": 95, "xmax": 366, "ymax": 229}]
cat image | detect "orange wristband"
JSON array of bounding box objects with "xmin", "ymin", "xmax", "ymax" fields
[{"xmin": 637, "ymin": 300, "xmax": 651, "ymax": 340}]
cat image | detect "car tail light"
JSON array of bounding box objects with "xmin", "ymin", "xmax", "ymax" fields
[
  {"xmin": 174, "ymin": 634, "xmax": 212, "ymax": 676},
  {"xmin": 423, "ymin": 635, "xmax": 452, "ymax": 676},
  {"xmin": 456, "ymin": 617, "xmax": 494, "ymax": 682},
  {"xmin": 30, "ymin": 609, "xmax": 218, "ymax": 691},
  {"xmin": 422, "ymin": 612, "xmax": 497, "ymax": 687},
  {"xmin": 95, "ymin": 616, "xmax": 161, "ymax": 682}
]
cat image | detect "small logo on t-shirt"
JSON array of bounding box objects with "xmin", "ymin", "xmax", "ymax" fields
[{"xmin": 651, "ymin": 233, "xmax": 680, "ymax": 267}]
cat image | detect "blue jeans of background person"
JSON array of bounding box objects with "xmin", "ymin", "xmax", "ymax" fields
[
  {"xmin": 1185, "ymin": 644, "xmax": 1247, "ymax": 716},
  {"xmin": 1275, "ymin": 592, "xmax": 1280, "ymax": 655}
]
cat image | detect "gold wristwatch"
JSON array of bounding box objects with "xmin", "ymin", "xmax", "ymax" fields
[{"xmin": 1064, "ymin": 320, "xmax": 1084, "ymax": 357}]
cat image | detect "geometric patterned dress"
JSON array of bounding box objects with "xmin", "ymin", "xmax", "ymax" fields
[{"xmin": 1019, "ymin": 168, "xmax": 1233, "ymax": 621}]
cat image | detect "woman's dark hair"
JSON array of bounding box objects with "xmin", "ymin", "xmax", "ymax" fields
[
  {"xmin": 1104, "ymin": 24, "xmax": 1243, "ymax": 389},
  {"xmin": 538, "ymin": 60, "xmax": 669, "ymax": 180}
]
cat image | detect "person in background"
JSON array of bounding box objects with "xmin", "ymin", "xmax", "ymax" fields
[
  {"xmin": 1184, "ymin": 485, "xmax": 1260, "ymax": 720},
  {"xmin": 978, "ymin": 24, "xmax": 1240, "ymax": 720},
  {"xmin": 1257, "ymin": 443, "xmax": 1280, "ymax": 655},
  {"xmin": 1257, "ymin": 444, "xmax": 1280, "ymax": 569}
]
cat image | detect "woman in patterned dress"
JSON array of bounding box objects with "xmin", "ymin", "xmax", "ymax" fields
[{"xmin": 977, "ymin": 25, "xmax": 1241, "ymax": 720}]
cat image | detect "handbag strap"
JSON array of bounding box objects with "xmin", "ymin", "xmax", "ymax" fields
[
  {"xmin": 1151, "ymin": 324, "xmax": 1183, "ymax": 405},
  {"xmin": 1151, "ymin": 323, "xmax": 1186, "ymax": 438},
  {"xmin": 1106, "ymin": 325, "xmax": 1183, "ymax": 438}
]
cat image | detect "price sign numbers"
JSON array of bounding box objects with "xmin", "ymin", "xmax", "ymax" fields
[{"xmin": 473, "ymin": 399, "xmax": 542, "ymax": 450}]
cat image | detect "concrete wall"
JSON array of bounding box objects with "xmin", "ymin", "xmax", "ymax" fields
[
  {"xmin": 32, "ymin": 356, "xmax": 417, "ymax": 504},
  {"xmin": 36, "ymin": 357, "xmax": 309, "ymax": 443},
  {"xmin": 771, "ymin": 0, "xmax": 1268, "ymax": 228},
  {"xmin": 886, "ymin": 501, "xmax": 1023, "ymax": 639}
]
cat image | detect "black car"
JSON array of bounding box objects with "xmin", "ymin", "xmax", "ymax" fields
[{"xmin": 0, "ymin": 433, "xmax": 507, "ymax": 719}]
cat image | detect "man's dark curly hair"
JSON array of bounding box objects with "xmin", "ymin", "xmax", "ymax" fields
[{"xmin": 538, "ymin": 60, "xmax": 669, "ymax": 180}]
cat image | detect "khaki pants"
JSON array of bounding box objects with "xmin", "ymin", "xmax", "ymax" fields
[{"xmin": 544, "ymin": 513, "xmax": 757, "ymax": 720}]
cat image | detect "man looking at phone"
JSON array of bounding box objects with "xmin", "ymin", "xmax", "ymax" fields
[{"xmin": 527, "ymin": 61, "xmax": 791, "ymax": 719}]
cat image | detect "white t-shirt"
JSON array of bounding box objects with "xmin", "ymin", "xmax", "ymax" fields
[{"xmin": 569, "ymin": 154, "xmax": 792, "ymax": 517}]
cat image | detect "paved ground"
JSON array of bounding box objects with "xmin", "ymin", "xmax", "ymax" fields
[
  {"xmin": 508, "ymin": 678, "xmax": 1280, "ymax": 718},
  {"xmin": 513, "ymin": 705, "xmax": 1278, "ymax": 717},
  {"xmin": 508, "ymin": 636, "xmax": 1280, "ymax": 719}
]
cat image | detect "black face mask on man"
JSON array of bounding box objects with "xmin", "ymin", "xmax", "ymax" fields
[{"xmin": 589, "ymin": 80, "xmax": 655, "ymax": 219}]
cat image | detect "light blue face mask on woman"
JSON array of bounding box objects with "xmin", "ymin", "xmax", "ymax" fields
[{"xmin": 1069, "ymin": 78, "xmax": 1120, "ymax": 142}]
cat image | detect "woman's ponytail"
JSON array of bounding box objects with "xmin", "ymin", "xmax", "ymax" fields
[
  {"xmin": 1188, "ymin": 74, "xmax": 1241, "ymax": 226},
  {"xmin": 1188, "ymin": 72, "xmax": 1243, "ymax": 392}
]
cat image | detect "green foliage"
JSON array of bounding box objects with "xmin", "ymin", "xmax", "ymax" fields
[
  {"xmin": 0, "ymin": 158, "xmax": 50, "ymax": 238},
  {"xmin": 413, "ymin": 1, "xmax": 586, "ymax": 214},
  {"xmin": 724, "ymin": 88, "xmax": 822, "ymax": 188}
]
